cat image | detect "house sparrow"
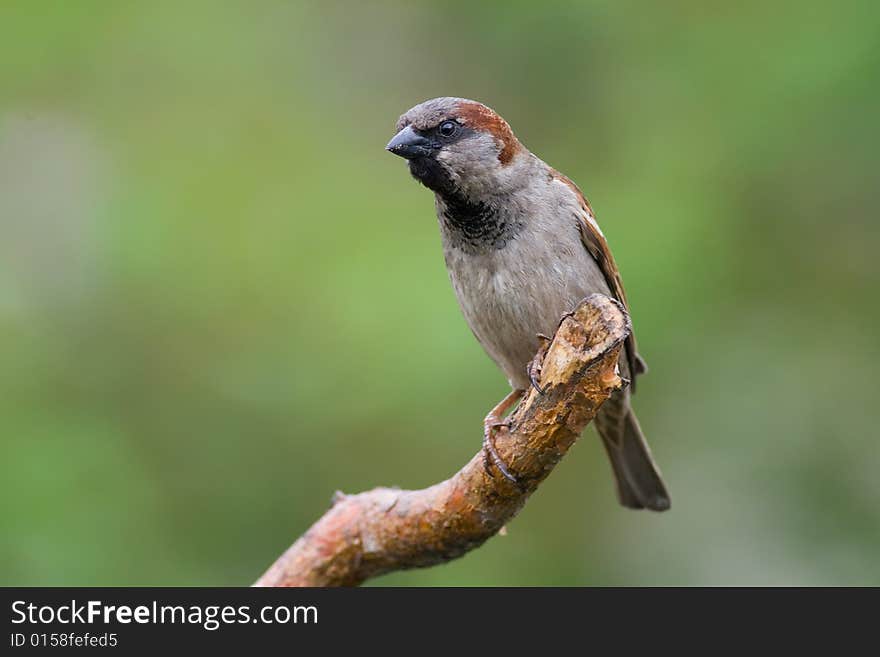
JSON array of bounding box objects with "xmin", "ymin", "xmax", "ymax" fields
[{"xmin": 386, "ymin": 97, "xmax": 670, "ymax": 511}]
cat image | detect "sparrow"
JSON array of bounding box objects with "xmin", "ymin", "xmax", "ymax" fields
[{"xmin": 385, "ymin": 97, "xmax": 670, "ymax": 511}]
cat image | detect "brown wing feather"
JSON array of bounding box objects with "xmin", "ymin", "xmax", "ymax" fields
[{"xmin": 550, "ymin": 169, "xmax": 646, "ymax": 389}]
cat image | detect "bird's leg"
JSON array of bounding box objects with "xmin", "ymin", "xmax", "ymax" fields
[{"xmin": 483, "ymin": 389, "xmax": 526, "ymax": 484}]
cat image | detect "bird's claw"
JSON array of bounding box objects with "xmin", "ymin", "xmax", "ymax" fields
[
  {"xmin": 528, "ymin": 366, "xmax": 545, "ymax": 395},
  {"xmin": 526, "ymin": 354, "xmax": 546, "ymax": 395},
  {"xmin": 482, "ymin": 421, "xmax": 519, "ymax": 485}
]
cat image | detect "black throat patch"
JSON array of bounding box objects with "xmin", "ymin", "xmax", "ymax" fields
[
  {"xmin": 436, "ymin": 192, "xmax": 522, "ymax": 252},
  {"xmin": 408, "ymin": 157, "xmax": 523, "ymax": 252}
]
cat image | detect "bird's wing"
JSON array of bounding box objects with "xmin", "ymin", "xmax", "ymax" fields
[{"xmin": 550, "ymin": 169, "xmax": 647, "ymax": 389}]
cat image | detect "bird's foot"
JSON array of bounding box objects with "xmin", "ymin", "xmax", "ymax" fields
[
  {"xmin": 481, "ymin": 389, "xmax": 526, "ymax": 486},
  {"xmin": 527, "ymin": 357, "xmax": 545, "ymax": 395},
  {"xmin": 482, "ymin": 420, "xmax": 519, "ymax": 485},
  {"xmin": 527, "ymin": 335, "xmax": 551, "ymax": 395}
]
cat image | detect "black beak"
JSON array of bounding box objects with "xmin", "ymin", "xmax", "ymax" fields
[{"xmin": 385, "ymin": 125, "xmax": 434, "ymax": 160}]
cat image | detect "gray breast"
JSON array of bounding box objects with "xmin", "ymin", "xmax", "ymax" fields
[{"xmin": 440, "ymin": 183, "xmax": 612, "ymax": 389}]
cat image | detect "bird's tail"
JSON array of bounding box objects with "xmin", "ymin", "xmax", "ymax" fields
[{"xmin": 597, "ymin": 396, "xmax": 670, "ymax": 512}]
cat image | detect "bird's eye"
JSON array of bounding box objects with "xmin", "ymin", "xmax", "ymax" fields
[{"xmin": 438, "ymin": 121, "xmax": 458, "ymax": 137}]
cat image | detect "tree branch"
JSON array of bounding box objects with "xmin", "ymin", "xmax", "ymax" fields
[{"xmin": 254, "ymin": 293, "xmax": 630, "ymax": 587}]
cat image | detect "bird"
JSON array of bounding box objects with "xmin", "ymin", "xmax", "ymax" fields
[{"xmin": 385, "ymin": 97, "xmax": 669, "ymax": 511}]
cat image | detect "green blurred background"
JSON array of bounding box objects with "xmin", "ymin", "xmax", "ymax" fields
[{"xmin": 1, "ymin": 1, "xmax": 878, "ymax": 586}]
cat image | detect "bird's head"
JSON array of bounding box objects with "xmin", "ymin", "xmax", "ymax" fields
[{"xmin": 386, "ymin": 97, "xmax": 527, "ymax": 200}]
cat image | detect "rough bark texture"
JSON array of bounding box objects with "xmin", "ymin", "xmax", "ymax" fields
[{"xmin": 255, "ymin": 293, "xmax": 630, "ymax": 587}]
